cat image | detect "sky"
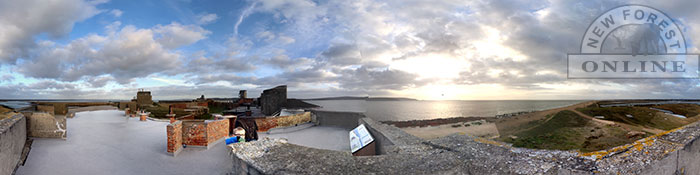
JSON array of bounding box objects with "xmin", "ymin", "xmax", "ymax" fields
[{"xmin": 2, "ymin": 0, "xmax": 700, "ymax": 100}]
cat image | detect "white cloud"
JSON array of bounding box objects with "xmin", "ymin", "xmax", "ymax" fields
[
  {"xmin": 18, "ymin": 22, "xmax": 212, "ymax": 84},
  {"xmin": 154, "ymin": 22, "xmax": 211, "ymax": 49},
  {"xmin": 0, "ymin": 0, "xmax": 104, "ymax": 63},
  {"xmin": 197, "ymin": 13, "xmax": 218, "ymax": 25},
  {"xmin": 110, "ymin": 9, "xmax": 123, "ymax": 17}
]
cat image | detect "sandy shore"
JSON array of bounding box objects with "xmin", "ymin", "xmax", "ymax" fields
[
  {"xmin": 391, "ymin": 101, "xmax": 597, "ymax": 139},
  {"xmin": 401, "ymin": 120, "xmax": 499, "ymax": 139}
]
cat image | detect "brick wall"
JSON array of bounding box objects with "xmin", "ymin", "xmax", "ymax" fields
[
  {"xmin": 182, "ymin": 121, "xmax": 208, "ymax": 146},
  {"xmin": 255, "ymin": 112, "xmax": 311, "ymax": 131},
  {"xmin": 180, "ymin": 119, "xmax": 229, "ymax": 147},
  {"xmin": 166, "ymin": 121, "xmax": 182, "ymax": 156},
  {"xmin": 206, "ymin": 119, "xmax": 229, "ymax": 144}
]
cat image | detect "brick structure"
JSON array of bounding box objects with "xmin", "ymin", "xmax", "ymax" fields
[
  {"xmin": 180, "ymin": 119, "xmax": 229, "ymax": 149},
  {"xmin": 260, "ymin": 85, "xmax": 287, "ymax": 115},
  {"xmin": 140, "ymin": 113, "xmax": 147, "ymax": 121},
  {"xmin": 166, "ymin": 121, "xmax": 182, "ymax": 156},
  {"xmin": 206, "ymin": 119, "xmax": 229, "ymax": 144},
  {"xmin": 126, "ymin": 102, "xmax": 138, "ymax": 114},
  {"xmin": 183, "ymin": 122, "xmax": 208, "ymax": 146},
  {"xmin": 255, "ymin": 112, "xmax": 311, "ymax": 132}
]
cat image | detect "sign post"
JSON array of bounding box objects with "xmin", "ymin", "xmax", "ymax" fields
[{"xmin": 350, "ymin": 124, "xmax": 375, "ymax": 156}]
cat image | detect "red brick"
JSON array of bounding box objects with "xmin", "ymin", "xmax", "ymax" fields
[{"xmin": 166, "ymin": 121, "xmax": 182, "ymax": 154}]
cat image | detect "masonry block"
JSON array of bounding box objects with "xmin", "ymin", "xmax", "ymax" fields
[
  {"xmin": 166, "ymin": 121, "xmax": 182, "ymax": 156},
  {"xmin": 206, "ymin": 119, "xmax": 229, "ymax": 144}
]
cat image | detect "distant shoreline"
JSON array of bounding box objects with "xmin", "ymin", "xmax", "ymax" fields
[{"xmin": 302, "ymin": 96, "xmax": 418, "ymax": 101}]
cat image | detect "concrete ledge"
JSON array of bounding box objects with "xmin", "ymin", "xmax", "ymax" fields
[
  {"xmin": 168, "ymin": 145, "xmax": 183, "ymax": 157},
  {"xmin": 24, "ymin": 112, "xmax": 66, "ymax": 139},
  {"xmin": 0, "ymin": 113, "xmax": 26, "ymax": 175},
  {"xmin": 310, "ymin": 110, "xmax": 362, "ymax": 130}
]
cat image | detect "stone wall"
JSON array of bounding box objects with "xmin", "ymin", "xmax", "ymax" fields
[
  {"xmin": 167, "ymin": 121, "xmax": 183, "ymax": 156},
  {"xmin": 136, "ymin": 91, "xmax": 153, "ymax": 106},
  {"xmin": 36, "ymin": 105, "xmax": 54, "ymax": 115},
  {"xmin": 229, "ymin": 111, "xmax": 700, "ymax": 174},
  {"xmin": 308, "ymin": 111, "xmax": 409, "ymax": 155},
  {"xmin": 310, "ymin": 110, "xmax": 363, "ymax": 130},
  {"xmin": 53, "ymin": 103, "xmax": 67, "ymax": 115},
  {"xmin": 23, "ymin": 112, "xmax": 66, "ymax": 139},
  {"xmin": 0, "ymin": 113, "xmax": 26, "ymax": 175},
  {"xmin": 260, "ymin": 85, "xmax": 287, "ymax": 115}
]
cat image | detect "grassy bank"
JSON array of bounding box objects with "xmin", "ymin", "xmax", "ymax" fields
[{"xmin": 501, "ymin": 110, "xmax": 650, "ymax": 152}]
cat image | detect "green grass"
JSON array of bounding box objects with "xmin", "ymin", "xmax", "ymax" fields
[
  {"xmin": 507, "ymin": 110, "xmax": 590, "ymax": 150},
  {"xmin": 652, "ymin": 104, "xmax": 700, "ymax": 118},
  {"xmin": 504, "ymin": 110, "xmax": 652, "ymax": 152},
  {"xmin": 208, "ymin": 105, "xmax": 224, "ymax": 114},
  {"xmin": 195, "ymin": 113, "xmax": 214, "ymax": 120},
  {"xmin": 576, "ymin": 106, "xmax": 686, "ymax": 130}
]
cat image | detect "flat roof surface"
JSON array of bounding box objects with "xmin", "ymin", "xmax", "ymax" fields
[
  {"xmin": 259, "ymin": 123, "xmax": 350, "ymax": 151},
  {"xmin": 16, "ymin": 110, "xmax": 232, "ymax": 175}
]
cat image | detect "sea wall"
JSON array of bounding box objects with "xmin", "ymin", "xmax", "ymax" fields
[{"xmin": 0, "ymin": 113, "xmax": 26, "ymax": 175}]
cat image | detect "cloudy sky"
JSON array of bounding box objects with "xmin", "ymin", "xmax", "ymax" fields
[{"xmin": 1, "ymin": 0, "xmax": 700, "ymax": 100}]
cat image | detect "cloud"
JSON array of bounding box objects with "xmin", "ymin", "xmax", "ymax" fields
[
  {"xmin": 154, "ymin": 22, "xmax": 211, "ymax": 49},
  {"xmin": 110, "ymin": 9, "xmax": 123, "ymax": 17},
  {"xmin": 86, "ymin": 76, "xmax": 114, "ymax": 88},
  {"xmin": 6, "ymin": 0, "xmax": 700, "ymax": 100},
  {"xmin": 18, "ymin": 22, "xmax": 211, "ymax": 83},
  {"xmin": 0, "ymin": 0, "xmax": 103, "ymax": 63},
  {"xmin": 235, "ymin": 2, "xmax": 258, "ymax": 35},
  {"xmin": 0, "ymin": 74, "xmax": 14, "ymax": 83},
  {"xmin": 197, "ymin": 13, "xmax": 218, "ymax": 25}
]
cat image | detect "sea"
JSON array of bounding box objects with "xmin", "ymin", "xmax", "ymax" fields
[{"xmin": 304, "ymin": 100, "xmax": 585, "ymax": 122}]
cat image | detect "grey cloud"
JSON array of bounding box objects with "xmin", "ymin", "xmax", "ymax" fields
[
  {"xmin": 86, "ymin": 76, "xmax": 115, "ymax": 88},
  {"xmin": 0, "ymin": 0, "xmax": 103, "ymax": 63},
  {"xmin": 28, "ymin": 81, "xmax": 76, "ymax": 90},
  {"xmin": 321, "ymin": 43, "xmax": 363, "ymax": 66},
  {"xmin": 0, "ymin": 75, "xmax": 13, "ymax": 82},
  {"xmin": 336, "ymin": 66, "xmax": 427, "ymax": 91},
  {"xmin": 17, "ymin": 22, "xmax": 211, "ymax": 83}
]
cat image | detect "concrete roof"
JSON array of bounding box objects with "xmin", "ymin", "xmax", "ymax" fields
[
  {"xmin": 16, "ymin": 110, "xmax": 232, "ymax": 175},
  {"xmin": 259, "ymin": 123, "xmax": 350, "ymax": 151}
]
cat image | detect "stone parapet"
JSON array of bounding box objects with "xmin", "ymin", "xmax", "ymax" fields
[
  {"xmin": 0, "ymin": 113, "xmax": 26, "ymax": 175},
  {"xmin": 229, "ymin": 111, "xmax": 700, "ymax": 174}
]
